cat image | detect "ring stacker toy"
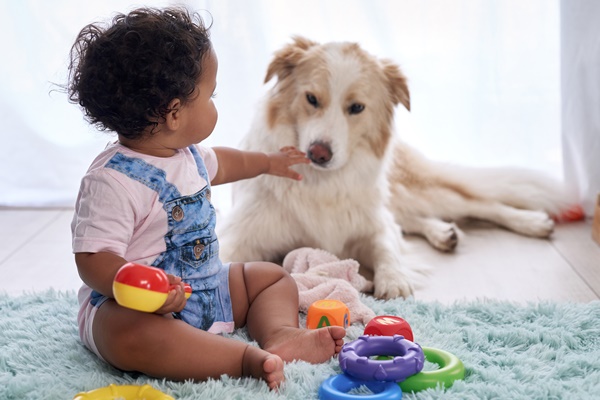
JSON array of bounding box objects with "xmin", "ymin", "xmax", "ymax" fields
[
  {"xmin": 307, "ymin": 299, "xmax": 350, "ymax": 329},
  {"xmin": 113, "ymin": 262, "xmax": 192, "ymax": 312},
  {"xmin": 399, "ymin": 347, "xmax": 465, "ymax": 392},
  {"xmin": 364, "ymin": 316, "xmax": 413, "ymax": 342},
  {"xmin": 319, "ymin": 374, "xmax": 402, "ymax": 400},
  {"xmin": 339, "ymin": 335, "xmax": 424, "ymax": 382},
  {"xmin": 73, "ymin": 384, "xmax": 174, "ymax": 400}
]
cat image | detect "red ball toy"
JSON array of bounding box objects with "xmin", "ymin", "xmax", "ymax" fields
[
  {"xmin": 364, "ymin": 315, "xmax": 414, "ymax": 341},
  {"xmin": 113, "ymin": 263, "xmax": 191, "ymax": 313}
]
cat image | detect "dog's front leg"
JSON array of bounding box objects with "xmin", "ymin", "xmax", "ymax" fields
[{"xmin": 355, "ymin": 217, "xmax": 415, "ymax": 299}]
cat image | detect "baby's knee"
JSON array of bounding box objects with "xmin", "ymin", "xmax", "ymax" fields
[
  {"xmin": 265, "ymin": 261, "xmax": 295, "ymax": 284},
  {"xmin": 246, "ymin": 260, "xmax": 288, "ymax": 277},
  {"xmin": 244, "ymin": 261, "xmax": 297, "ymax": 293}
]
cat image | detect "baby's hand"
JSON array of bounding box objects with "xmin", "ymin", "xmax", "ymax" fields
[
  {"xmin": 155, "ymin": 274, "xmax": 187, "ymax": 315},
  {"xmin": 267, "ymin": 146, "xmax": 310, "ymax": 180}
]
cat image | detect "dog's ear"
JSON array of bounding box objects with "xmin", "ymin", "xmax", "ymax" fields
[
  {"xmin": 265, "ymin": 36, "xmax": 319, "ymax": 84},
  {"xmin": 381, "ymin": 59, "xmax": 410, "ymax": 111}
]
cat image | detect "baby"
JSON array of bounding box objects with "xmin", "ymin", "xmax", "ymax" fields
[{"xmin": 67, "ymin": 7, "xmax": 345, "ymax": 389}]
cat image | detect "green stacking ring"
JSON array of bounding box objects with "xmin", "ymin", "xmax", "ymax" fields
[{"xmin": 399, "ymin": 347, "xmax": 465, "ymax": 392}]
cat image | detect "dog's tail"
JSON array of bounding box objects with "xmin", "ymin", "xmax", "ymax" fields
[{"xmin": 435, "ymin": 163, "xmax": 584, "ymax": 221}]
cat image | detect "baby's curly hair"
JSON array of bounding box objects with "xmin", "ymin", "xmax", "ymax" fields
[{"xmin": 67, "ymin": 7, "xmax": 211, "ymax": 139}]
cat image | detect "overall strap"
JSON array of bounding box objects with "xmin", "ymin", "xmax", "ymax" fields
[
  {"xmin": 188, "ymin": 145, "xmax": 211, "ymax": 188},
  {"xmin": 105, "ymin": 152, "xmax": 181, "ymax": 203}
]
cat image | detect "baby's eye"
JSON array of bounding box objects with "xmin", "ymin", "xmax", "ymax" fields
[{"xmin": 211, "ymin": 92, "xmax": 218, "ymax": 99}]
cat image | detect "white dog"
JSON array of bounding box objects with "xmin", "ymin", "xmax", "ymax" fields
[{"xmin": 218, "ymin": 36, "xmax": 574, "ymax": 299}]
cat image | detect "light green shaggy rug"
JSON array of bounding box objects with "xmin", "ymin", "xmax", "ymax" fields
[{"xmin": 1, "ymin": 290, "xmax": 600, "ymax": 400}]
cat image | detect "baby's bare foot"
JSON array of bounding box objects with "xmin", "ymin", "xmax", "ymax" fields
[
  {"xmin": 263, "ymin": 326, "xmax": 346, "ymax": 364},
  {"xmin": 242, "ymin": 346, "xmax": 285, "ymax": 390},
  {"xmin": 262, "ymin": 354, "xmax": 285, "ymax": 390}
]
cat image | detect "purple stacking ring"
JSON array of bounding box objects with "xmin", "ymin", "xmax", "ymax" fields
[{"xmin": 339, "ymin": 335, "xmax": 424, "ymax": 382}]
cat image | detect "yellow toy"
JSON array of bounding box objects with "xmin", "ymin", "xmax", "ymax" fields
[
  {"xmin": 73, "ymin": 384, "xmax": 174, "ymax": 400},
  {"xmin": 113, "ymin": 263, "xmax": 191, "ymax": 312}
]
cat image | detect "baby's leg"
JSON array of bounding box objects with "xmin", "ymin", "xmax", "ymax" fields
[
  {"xmin": 92, "ymin": 300, "xmax": 284, "ymax": 389},
  {"xmin": 229, "ymin": 262, "xmax": 345, "ymax": 363}
]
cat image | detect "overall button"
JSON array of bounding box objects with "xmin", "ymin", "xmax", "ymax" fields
[
  {"xmin": 172, "ymin": 205, "xmax": 184, "ymax": 221},
  {"xmin": 193, "ymin": 242, "xmax": 205, "ymax": 259},
  {"xmin": 206, "ymin": 189, "xmax": 211, "ymax": 201}
]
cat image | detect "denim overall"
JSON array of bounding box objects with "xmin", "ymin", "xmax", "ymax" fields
[{"xmin": 90, "ymin": 146, "xmax": 233, "ymax": 331}]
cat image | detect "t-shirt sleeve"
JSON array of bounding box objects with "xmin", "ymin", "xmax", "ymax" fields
[
  {"xmin": 195, "ymin": 145, "xmax": 219, "ymax": 182},
  {"xmin": 71, "ymin": 168, "xmax": 140, "ymax": 257}
]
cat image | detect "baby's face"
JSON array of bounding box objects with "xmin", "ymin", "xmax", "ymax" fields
[{"xmin": 176, "ymin": 47, "xmax": 219, "ymax": 146}]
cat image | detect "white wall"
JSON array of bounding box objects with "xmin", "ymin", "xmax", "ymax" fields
[
  {"xmin": 0, "ymin": 0, "xmax": 563, "ymax": 213},
  {"xmin": 561, "ymin": 0, "xmax": 600, "ymax": 215}
]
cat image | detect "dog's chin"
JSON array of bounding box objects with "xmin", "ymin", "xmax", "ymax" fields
[{"xmin": 307, "ymin": 157, "xmax": 346, "ymax": 172}]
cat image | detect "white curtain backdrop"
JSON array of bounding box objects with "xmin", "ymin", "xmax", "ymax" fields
[
  {"xmin": 561, "ymin": 0, "xmax": 600, "ymax": 216},
  {"xmin": 2, "ymin": 0, "xmax": 588, "ymax": 216}
]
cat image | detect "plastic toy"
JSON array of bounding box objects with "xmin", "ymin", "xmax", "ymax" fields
[
  {"xmin": 307, "ymin": 299, "xmax": 350, "ymax": 329},
  {"xmin": 364, "ymin": 316, "xmax": 413, "ymax": 341},
  {"xmin": 339, "ymin": 335, "xmax": 424, "ymax": 382},
  {"xmin": 398, "ymin": 347, "xmax": 465, "ymax": 393},
  {"xmin": 319, "ymin": 374, "xmax": 402, "ymax": 400},
  {"xmin": 553, "ymin": 204, "xmax": 585, "ymax": 223},
  {"xmin": 73, "ymin": 384, "xmax": 174, "ymax": 400},
  {"xmin": 113, "ymin": 263, "xmax": 192, "ymax": 313}
]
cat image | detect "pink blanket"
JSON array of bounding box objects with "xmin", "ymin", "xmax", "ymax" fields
[{"xmin": 283, "ymin": 247, "xmax": 376, "ymax": 325}]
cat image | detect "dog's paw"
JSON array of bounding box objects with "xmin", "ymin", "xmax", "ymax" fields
[
  {"xmin": 428, "ymin": 223, "xmax": 461, "ymax": 252},
  {"xmin": 508, "ymin": 210, "xmax": 555, "ymax": 238},
  {"xmin": 373, "ymin": 274, "xmax": 414, "ymax": 299}
]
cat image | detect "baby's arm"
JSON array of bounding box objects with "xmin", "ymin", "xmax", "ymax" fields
[
  {"xmin": 75, "ymin": 252, "xmax": 186, "ymax": 314},
  {"xmin": 211, "ymin": 146, "xmax": 309, "ymax": 185},
  {"xmin": 76, "ymin": 251, "xmax": 127, "ymax": 297}
]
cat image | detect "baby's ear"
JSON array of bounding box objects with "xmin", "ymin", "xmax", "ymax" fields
[
  {"xmin": 264, "ymin": 36, "xmax": 319, "ymax": 84},
  {"xmin": 164, "ymin": 98, "xmax": 182, "ymax": 130}
]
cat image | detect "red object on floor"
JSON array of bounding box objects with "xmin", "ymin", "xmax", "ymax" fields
[
  {"xmin": 363, "ymin": 315, "xmax": 414, "ymax": 341},
  {"xmin": 553, "ymin": 204, "xmax": 585, "ymax": 223}
]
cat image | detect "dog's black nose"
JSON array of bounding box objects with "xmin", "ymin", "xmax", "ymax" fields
[{"xmin": 307, "ymin": 141, "xmax": 332, "ymax": 165}]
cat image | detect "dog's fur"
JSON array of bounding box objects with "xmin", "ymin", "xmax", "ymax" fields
[{"xmin": 218, "ymin": 36, "xmax": 574, "ymax": 299}]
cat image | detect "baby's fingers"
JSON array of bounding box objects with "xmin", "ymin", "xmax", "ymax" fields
[
  {"xmin": 283, "ymin": 169, "xmax": 304, "ymax": 181},
  {"xmin": 156, "ymin": 284, "xmax": 186, "ymax": 314},
  {"xmin": 279, "ymin": 146, "xmax": 310, "ymax": 161}
]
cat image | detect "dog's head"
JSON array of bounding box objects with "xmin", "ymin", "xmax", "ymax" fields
[{"xmin": 264, "ymin": 36, "xmax": 410, "ymax": 171}]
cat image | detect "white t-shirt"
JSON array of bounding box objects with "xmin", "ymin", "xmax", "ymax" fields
[{"xmin": 71, "ymin": 142, "xmax": 218, "ymax": 266}]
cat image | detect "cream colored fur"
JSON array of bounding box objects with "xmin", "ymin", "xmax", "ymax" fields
[{"xmin": 218, "ymin": 36, "xmax": 573, "ymax": 299}]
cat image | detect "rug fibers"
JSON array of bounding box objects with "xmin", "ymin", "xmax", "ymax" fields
[{"xmin": 1, "ymin": 290, "xmax": 599, "ymax": 399}]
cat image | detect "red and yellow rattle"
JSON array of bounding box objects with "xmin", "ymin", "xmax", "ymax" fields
[{"xmin": 113, "ymin": 263, "xmax": 192, "ymax": 312}]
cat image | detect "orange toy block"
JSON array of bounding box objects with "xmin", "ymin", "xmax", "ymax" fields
[{"xmin": 306, "ymin": 299, "xmax": 350, "ymax": 329}]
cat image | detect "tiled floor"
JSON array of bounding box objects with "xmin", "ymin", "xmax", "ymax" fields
[
  {"xmin": 0, "ymin": 209, "xmax": 82, "ymax": 295},
  {"xmin": 410, "ymin": 219, "xmax": 600, "ymax": 303},
  {"xmin": 1, "ymin": 208, "xmax": 599, "ymax": 303}
]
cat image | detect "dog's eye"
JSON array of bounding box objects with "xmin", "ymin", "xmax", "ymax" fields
[
  {"xmin": 348, "ymin": 103, "xmax": 365, "ymax": 115},
  {"xmin": 306, "ymin": 93, "xmax": 319, "ymax": 108}
]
